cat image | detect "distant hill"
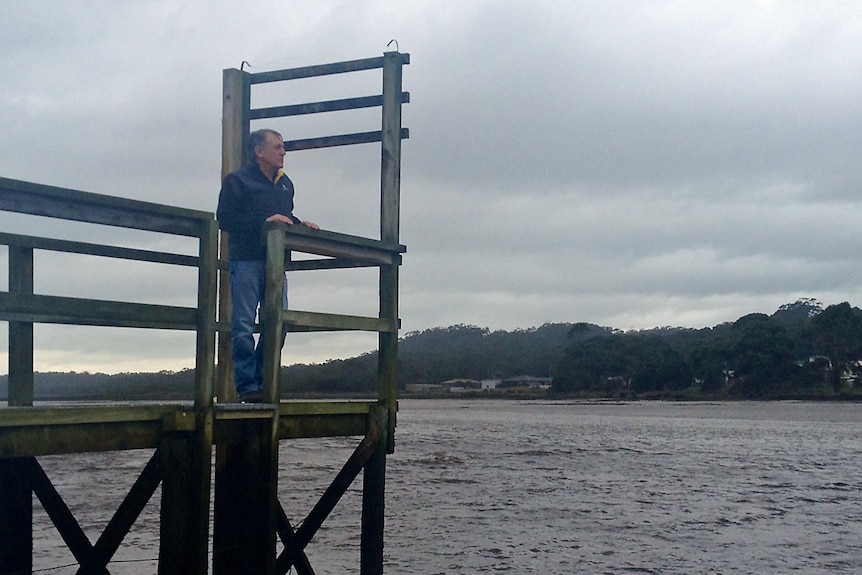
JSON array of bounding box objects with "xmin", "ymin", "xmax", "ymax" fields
[
  {"xmin": 4, "ymin": 298, "xmax": 862, "ymax": 400},
  {"xmin": 280, "ymin": 323, "xmax": 574, "ymax": 395},
  {"xmin": 0, "ymin": 369, "xmax": 196, "ymax": 401}
]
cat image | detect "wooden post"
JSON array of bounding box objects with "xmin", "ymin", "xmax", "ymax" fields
[
  {"xmin": 261, "ymin": 223, "xmax": 286, "ymax": 404},
  {"xmin": 378, "ymin": 51, "xmax": 406, "ymax": 451},
  {"xmin": 0, "ymin": 458, "xmax": 33, "ymax": 575},
  {"xmin": 213, "ymin": 420, "xmax": 277, "ymax": 575},
  {"xmin": 213, "ymin": 65, "xmax": 284, "ymax": 575},
  {"xmin": 361, "ymin": 405, "xmax": 389, "ymax": 575},
  {"xmin": 217, "ymin": 67, "xmax": 251, "ymax": 403},
  {"xmin": 8, "ymin": 245, "xmax": 34, "ymax": 407},
  {"xmin": 158, "ymin": 434, "xmax": 206, "ymax": 574},
  {"xmin": 173, "ymin": 216, "xmax": 218, "ymax": 574},
  {"xmin": 2, "ymin": 247, "xmax": 34, "ymax": 575},
  {"xmin": 362, "ymin": 49, "xmax": 406, "ymax": 575}
]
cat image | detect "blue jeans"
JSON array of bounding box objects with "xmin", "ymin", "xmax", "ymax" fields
[{"xmin": 229, "ymin": 260, "xmax": 288, "ymax": 396}]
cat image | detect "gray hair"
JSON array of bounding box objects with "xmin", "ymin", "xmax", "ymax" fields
[{"xmin": 246, "ymin": 129, "xmax": 283, "ymax": 163}]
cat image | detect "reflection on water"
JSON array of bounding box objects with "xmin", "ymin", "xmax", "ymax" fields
[{"xmin": 27, "ymin": 401, "xmax": 862, "ymax": 573}]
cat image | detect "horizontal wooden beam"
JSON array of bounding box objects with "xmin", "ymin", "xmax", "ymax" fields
[
  {"xmin": 0, "ymin": 292, "xmax": 198, "ymax": 330},
  {"xmin": 0, "ymin": 232, "xmax": 199, "ymax": 267},
  {"xmin": 285, "ymin": 258, "xmax": 380, "ymax": 272},
  {"xmin": 0, "ymin": 419, "xmax": 165, "ymax": 457},
  {"xmin": 248, "ymin": 53, "xmax": 409, "ymax": 84},
  {"xmin": 0, "ymin": 402, "xmax": 378, "ymax": 456},
  {"xmin": 283, "ymin": 128, "xmax": 409, "ymax": 152},
  {"xmin": 283, "ymin": 310, "xmax": 398, "ymax": 333},
  {"xmin": 267, "ymin": 222, "xmax": 405, "ymax": 260},
  {"xmin": 251, "ymin": 92, "xmax": 410, "ymax": 120},
  {"xmin": 0, "ymin": 177, "xmax": 211, "ymax": 237},
  {"xmin": 211, "ymin": 403, "xmax": 372, "ymax": 442},
  {"xmin": 0, "ymin": 405, "xmax": 183, "ymax": 428}
]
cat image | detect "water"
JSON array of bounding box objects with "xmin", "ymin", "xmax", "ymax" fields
[{"xmin": 27, "ymin": 400, "xmax": 862, "ymax": 573}]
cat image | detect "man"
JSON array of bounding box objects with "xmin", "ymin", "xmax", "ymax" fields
[{"xmin": 217, "ymin": 128, "xmax": 319, "ymax": 403}]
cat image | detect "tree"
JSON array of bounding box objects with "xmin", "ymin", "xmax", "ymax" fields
[
  {"xmin": 725, "ymin": 314, "xmax": 796, "ymax": 397},
  {"xmin": 804, "ymin": 302, "xmax": 862, "ymax": 392},
  {"xmin": 554, "ymin": 333, "xmax": 691, "ymax": 396}
]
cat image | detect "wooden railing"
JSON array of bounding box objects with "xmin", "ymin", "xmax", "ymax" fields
[{"xmin": 0, "ymin": 175, "xmax": 218, "ymax": 408}]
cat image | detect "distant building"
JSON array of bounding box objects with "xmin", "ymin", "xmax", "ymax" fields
[
  {"xmin": 441, "ymin": 379, "xmax": 481, "ymax": 393},
  {"xmin": 481, "ymin": 379, "xmax": 501, "ymax": 390},
  {"xmin": 405, "ymin": 383, "xmax": 446, "ymax": 394},
  {"xmin": 499, "ymin": 375, "xmax": 552, "ymax": 390}
]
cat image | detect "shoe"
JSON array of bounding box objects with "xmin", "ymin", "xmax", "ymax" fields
[{"xmin": 238, "ymin": 390, "xmax": 263, "ymax": 404}]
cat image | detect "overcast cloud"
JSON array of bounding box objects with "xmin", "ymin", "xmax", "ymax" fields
[{"xmin": 2, "ymin": 1, "xmax": 862, "ymax": 374}]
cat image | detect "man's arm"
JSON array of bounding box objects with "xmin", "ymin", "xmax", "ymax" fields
[{"xmin": 217, "ymin": 174, "xmax": 261, "ymax": 233}]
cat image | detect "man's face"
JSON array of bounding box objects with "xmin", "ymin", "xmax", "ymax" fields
[{"xmin": 256, "ymin": 132, "xmax": 285, "ymax": 175}]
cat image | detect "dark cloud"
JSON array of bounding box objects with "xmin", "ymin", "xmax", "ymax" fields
[{"xmin": 2, "ymin": 0, "xmax": 862, "ymax": 372}]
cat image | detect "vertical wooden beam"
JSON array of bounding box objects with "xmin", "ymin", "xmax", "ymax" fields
[
  {"xmin": 261, "ymin": 224, "xmax": 286, "ymax": 404},
  {"xmin": 3, "ymin": 247, "xmax": 34, "ymax": 575},
  {"xmin": 159, "ymin": 434, "xmax": 204, "ymax": 574},
  {"xmin": 379, "ymin": 51, "xmax": 404, "ymax": 246},
  {"xmin": 360, "ymin": 405, "xmax": 388, "ymax": 575},
  {"xmin": 215, "ymin": 66, "xmax": 278, "ymax": 575},
  {"xmin": 9, "ymin": 245, "xmax": 34, "ymax": 406},
  {"xmin": 378, "ymin": 51, "xmax": 406, "ymax": 453},
  {"xmin": 168, "ymin": 216, "xmax": 217, "ymax": 575},
  {"xmin": 261, "ymin": 225, "xmax": 287, "ymax": 574},
  {"xmin": 213, "ymin": 421, "xmax": 276, "ymax": 575},
  {"xmin": 217, "ymin": 67, "xmax": 251, "ymax": 403},
  {"xmin": 0, "ymin": 458, "xmax": 33, "ymax": 575}
]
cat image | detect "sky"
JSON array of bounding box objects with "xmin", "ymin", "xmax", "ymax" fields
[{"xmin": 1, "ymin": 0, "xmax": 862, "ymax": 374}]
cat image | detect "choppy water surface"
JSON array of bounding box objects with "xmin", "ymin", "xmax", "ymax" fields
[{"xmin": 31, "ymin": 401, "xmax": 862, "ymax": 573}]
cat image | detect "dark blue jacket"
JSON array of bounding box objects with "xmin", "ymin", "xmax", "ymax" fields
[{"xmin": 217, "ymin": 163, "xmax": 302, "ymax": 261}]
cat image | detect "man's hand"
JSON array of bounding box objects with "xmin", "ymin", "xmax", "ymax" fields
[
  {"xmin": 266, "ymin": 214, "xmax": 295, "ymax": 224},
  {"xmin": 302, "ymin": 221, "xmax": 320, "ymax": 230}
]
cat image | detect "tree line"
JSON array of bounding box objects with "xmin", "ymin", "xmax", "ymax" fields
[
  {"xmin": 3, "ymin": 299, "xmax": 862, "ymax": 400},
  {"xmin": 553, "ymin": 299, "xmax": 862, "ymax": 399}
]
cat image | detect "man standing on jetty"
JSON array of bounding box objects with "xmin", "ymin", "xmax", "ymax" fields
[{"xmin": 217, "ymin": 128, "xmax": 319, "ymax": 403}]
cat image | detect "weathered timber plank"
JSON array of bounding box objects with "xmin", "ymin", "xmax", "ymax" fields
[
  {"xmin": 213, "ymin": 412, "xmax": 367, "ymax": 442},
  {"xmin": 283, "ymin": 310, "xmax": 397, "ymax": 333},
  {"xmin": 361, "ymin": 405, "xmax": 389, "ymax": 574},
  {"xmin": 80, "ymin": 450, "xmax": 163, "ymax": 574},
  {"xmin": 285, "ymin": 258, "xmax": 381, "ymax": 271},
  {"xmin": 9, "ymin": 245, "xmax": 34, "ymax": 407},
  {"xmin": 0, "ymin": 422, "xmax": 164, "ymax": 457},
  {"xmin": 0, "ymin": 405, "xmax": 184, "ymax": 427},
  {"xmin": 0, "ymin": 232, "xmax": 199, "ymax": 267},
  {"xmin": 0, "ymin": 292, "xmax": 197, "ymax": 330},
  {"xmin": 283, "ymin": 237, "xmax": 401, "ymax": 266},
  {"xmin": 0, "ymin": 177, "xmax": 211, "ymax": 237},
  {"xmin": 212, "ymin": 418, "xmax": 276, "ymax": 575},
  {"xmin": 213, "ymin": 401, "xmax": 371, "ymax": 419},
  {"xmin": 159, "ymin": 435, "xmax": 206, "ymax": 574},
  {"xmin": 279, "ymin": 423, "xmax": 381, "ymax": 571},
  {"xmin": 283, "ymin": 128, "xmax": 409, "ymax": 152},
  {"xmin": 251, "ymin": 92, "xmax": 410, "ymax": 120},
  {"xmin": 0, "ymin": 458, "xmax": 35, "ymax": 575},
  {"xmin": 29, "ymin": 457, "xmax": 109, "ymax": 574},
  {"xmin": 249, "ymin": 56, "xmax": 388, "ymax": 84},
  {"xmin": 276, "ymin": 503, "xmax": 316, "ymax": 575},
  {"xmin": 277, "ymin": 413, "xmax": 368, "ymax": 439},
  {"xmin": 269, "ymin": 222, "xmax": 406, "ymax": 254},
  {"xmin": 278, "ymin": 401, "xmax": 374, "ymax": 416}
]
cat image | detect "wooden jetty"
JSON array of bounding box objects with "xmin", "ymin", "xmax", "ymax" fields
[{"xmin": 0, "ymin": 51, "xmax": 409, "ymax": 575}]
